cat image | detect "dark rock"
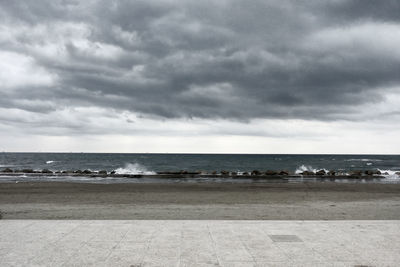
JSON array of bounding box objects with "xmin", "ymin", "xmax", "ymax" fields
[
  {"xmin": 180, "ymin": 170, "xmax": 188, "ymax": 174},
  {"xmin": 279, "ymin": 170, "xmax": 289, "ymax": 175},
  {"xmin": 211, "ymin": 171, "xmax": 217, "ymax": 175},
  {"xmin": 396, "ymin": 172, "xmax": 400, "ymax": 176},
  {"xmin": 301, "ymin": 171, "xmax": 315, "ymax": 175},
  {"xmin": 242, "ymin": 172, "xmax": 249, "ymax": 176},
  {"xmin": 22, "ymin": 169, "xmax": 34, "ymax": 173},
  {"xmin": 316, "ymin": 170, "xmax": 326, "ymax": 175},
  {"xmin": 41, "ymin": 169, "xmax": 53, "ymax": 174},
  {"xmin": 82, "ymin": 170, "xmax": 92, "ymax": 174},
  {"xmin": 265, "ymin": 170, "xmax": 278, "ymax": 175},
  {"xmin": 110, "ymin": 171, "xmax": 116, "ymax": 174},
  {"xmin": 349, "ymin": 170, "xmax": 363, "ymax": 177},
  {"xmin": 231, "ymin": 172, "xmax": 237, "ymax": 176},
  {"xmin": 364, "ymin": 170, "xmax": 374, "ymax": 176},
  {"xmin": 2, "ymin": 168, "xmax": 13, "ymax": 173},
  {"xmin": 61, "ymin": 171, "xmax": 68, "ymax": 174},
  {"xmin": 327, "ymin": 170, "xmax": 336, "ymax": 176},
  {"xmin": 98, "ymin": 170, "xmax": 107, "ymax": 175},
  {"xmin": 251, "ymin": 170, "xmax": 261, "ymax": 176},
  {"xmin": 74, "ymin": 170, "xmax": 83, "ymax": 174},
  {"xmin": 220, "ymin": 170, "xmax": 229, "ymax": 176},
  {"xmin": 374, "ymin": 170, "xmax": 381, "ymax": 175},
  {"xmin": 187, "ymin": 171, "xmax": 201, "ymax": 175}
]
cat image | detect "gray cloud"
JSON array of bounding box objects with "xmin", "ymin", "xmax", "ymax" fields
[{"xmin": 1, "ymin": 0, "xmax": 400, "ymax": 126}]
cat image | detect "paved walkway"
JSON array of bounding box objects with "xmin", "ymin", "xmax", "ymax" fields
[{"xmin": 1, "ymin": 220, "xmax": 399, "ymax": 266}]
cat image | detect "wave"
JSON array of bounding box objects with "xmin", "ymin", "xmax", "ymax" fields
[
  {"xmin": 346, "ymin": 158, "xmax": 383, "ymax": 162},
  {"xmin": 46, "ymin": 161, "xmax": 55, "ymax": 164},
  {"xmin": 115, "ymin": 163, "xmax": 156, "ymax": 175},
  {"xmin": 377, "ymin": 169, "xmax": 400, "ymax": 180},
  {"xmin": 295, "ymin": 165, "xmax": 318, "ymax": 174}
]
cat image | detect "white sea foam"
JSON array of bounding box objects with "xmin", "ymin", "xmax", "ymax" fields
[
  {"xmin": 378, "ymin": 169, "xmax": 400, "ymax": 180},
  {"xmin": 295, "ymin": 165, "xmax": 331, "ymax": 174},
  {"xmin": 46, "ymin": 161, "xmax": 55, "ymax": 164},
  {"xmin": 346, "ymin": 158, "xmax": 383, "ymax": 162},
  {"xmin": 295, "ymin": 165, "xmax": 317, "ymax": 174},
  {"xmin": 115, "ymin": 163, "xmax": 156, "ymax": 175}
]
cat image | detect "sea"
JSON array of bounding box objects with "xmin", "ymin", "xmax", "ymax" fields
[{"xmin": 0, "ymin": 153, "xmax": 399, "ymax": 184}]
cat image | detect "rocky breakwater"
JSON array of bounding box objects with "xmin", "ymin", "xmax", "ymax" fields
[{"xmin": 0, "ymin": 168, "xmax": 393, "ymax": 180}]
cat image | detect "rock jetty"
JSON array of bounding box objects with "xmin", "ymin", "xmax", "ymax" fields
[{"xmin": 0, "ymin": 168, "xmax": 394, "ymax": 180}]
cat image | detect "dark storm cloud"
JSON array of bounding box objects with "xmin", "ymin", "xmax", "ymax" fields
[{"xmin": 1, "ymin": 0, "xmax": 400, "ymax": 122}]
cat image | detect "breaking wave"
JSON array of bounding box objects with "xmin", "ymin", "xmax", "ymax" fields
[
  {"xmin": 346, "ymin": 158, "xmax": 383, "ymax": 162},
  {"xmin": 378, "ymin": 169, "xmax": 400, "ymax": 180},
  {"xmin": 46, "ymin": 161, "xmax": 55, "ymax": 164},
  {"xmin": 295, "ymin": 165, "xmax": 317, "ymax": 174},
  {"xmin": 115, "ymin": 163, "xmax": 156, "ymax": 175}
]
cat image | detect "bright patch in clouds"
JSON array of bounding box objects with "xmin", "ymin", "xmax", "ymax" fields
[{"xmin": 0, "ymin": 51, "xmax": 55, "ymax": 89}]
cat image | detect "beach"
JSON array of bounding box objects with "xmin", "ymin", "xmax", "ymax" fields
[{"xmin": 1, "ymin": 182, "xmax": 400, "ymax": 220}]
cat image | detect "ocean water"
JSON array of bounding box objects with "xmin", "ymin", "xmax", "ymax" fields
[{"xmin": 0, "ymin": 153, "xmax": 399, "ymax": 183}]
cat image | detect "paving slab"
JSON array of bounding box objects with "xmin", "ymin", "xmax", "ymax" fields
[{"xmin": 0, "ymin": 220, "xmax": 399, "ymax": 266}]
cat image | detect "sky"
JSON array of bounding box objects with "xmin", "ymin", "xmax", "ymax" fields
[{"xmin": 0, "ymin": 0, "xmax": 399, "ymax": 153}]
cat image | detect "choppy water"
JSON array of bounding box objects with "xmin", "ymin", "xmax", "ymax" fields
[{"xmin": 0, "ymin": 153, "xmax": 399, "ymax": 183}]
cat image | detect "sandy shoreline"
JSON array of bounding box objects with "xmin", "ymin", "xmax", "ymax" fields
[{"xmin": 1, "ymin": 182, "xmax": 400, "ymax": 220}]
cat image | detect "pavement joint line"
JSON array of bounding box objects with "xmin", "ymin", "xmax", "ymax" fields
[
  {"xmin": 207, "ymin": 224, "xmax": 222, "ymax": 266},
  {"xmin": 235, "ymin": 224, "xmax": 257, "ymax": 264}
]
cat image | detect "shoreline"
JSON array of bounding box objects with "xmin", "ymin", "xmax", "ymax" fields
[
  {"xmin": 0, "ymin": 171, "xmax": 390, "ymax": 180},
  {"xmin": 1, "ymin": 182, "xmax": 400, "ymax": 220}
]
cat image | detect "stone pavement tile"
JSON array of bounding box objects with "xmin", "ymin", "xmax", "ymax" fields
[
  {"xmin": 254, "ymin": 262, "xmax": 293, "ymax": 267},
  {"xmin": 59, "ymin": 223, "xmax": 104, "ymax": 242},
  {"xmin": 310, "ymin": 245, "xmax": 363, "ymax": 263},
  {"xmin": 62, "ymin": 245, "xmax": 113, "ymax": 266},
  {"xmin": 219, "ymin": 261, "xmax": 256, "ymax": 267},
  {"xmin": 84, "ymin": 240, "xmax": 120, "ymax": 250},
  {"xmin": 249, "ymin": 247, "xmax": 289, "ymax": 262},
  {"xmin": 359, "ymin": 248, "xmax": 400, "ymax": 265},
  {"xmin": 374, "ymin": 261, "xmax": 400, "ymax": 267},
  {"xmin": 123, "ymin": 228, "xmax": 156, "ymax": 242},
  {"xmin": 180, "ymin": 260, "xmax": 220, "ymax": 267},
  {"xmin": 141, "ymin": 257, "xmax": 180, "ymax": 267},
  {"xmin": 275, "ymin": 243, "xmax": 326, "ymax": 263},
  {"xmin": 214, "ymin": 241, "xmax": 254, "ymax": 262},
  {"xmin": 143, "ymin": 247, "xmax": 180, "ymax": 260},
  {"xmin": 0, "ymin": 240, "xmax": 47, "ymax": 264},
  {"xmin": 329, "ymin": 261, "xmax": 382, "ymax": 267},
  {"xmin": 0, "ymin": 242, "xmax": 12, "ymax": 258},
  {"xmin": 105, "ymin": 249, "xmax": 144, "ymax": 266},
  {"xmin": 242, "ymin": 239, "xmax": 276, "ymax": 250},
  {"xmin": 28, "ymin": 245, "xmax": 80, "ymax": 267},
  {"xmin": 114, "ymin": 241, "xmax": 149, "ymax": 251},
  {"xmin": 89, "ymin": 224, "xmax": 131, "ymax": 242},
  {"xmin": 180, "ymin": 243, "xmax": 218, "ymax": 263}
]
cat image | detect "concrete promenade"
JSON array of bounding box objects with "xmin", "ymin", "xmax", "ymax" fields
[{"xmin": 1, "ymin": 220, "xmax": 399, "ymax": 266}]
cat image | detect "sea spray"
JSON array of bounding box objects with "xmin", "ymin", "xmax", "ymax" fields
[
  {"xmin": 378, "ymin": 169, "xmax": 400, "ymax": 181},
  {"xmin": 115, "ymin": 163, "xmax": 156, "ymax": 175},
  {"xmin": 295, "ymin": 165, "xmax": 317, "ymax": 174},
  {"xmin": 295, "ymin": 164, "xmax": 330, "ymax": 174}
]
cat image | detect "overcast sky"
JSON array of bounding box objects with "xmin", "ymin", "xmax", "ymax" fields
[{"xmin": 0, "ymin": 0, "xmax": 399, "ymax": 153}]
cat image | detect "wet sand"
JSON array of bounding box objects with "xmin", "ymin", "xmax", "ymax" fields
[{"xmin": 1, "ymin": 182, "xmax": 400, "ymax": 219}]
